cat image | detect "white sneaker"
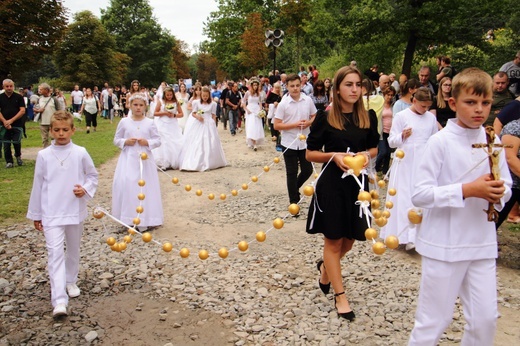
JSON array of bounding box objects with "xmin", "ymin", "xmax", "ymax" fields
[
  {"xmin": 405, "ymin": 242, "xmax": 415, "ymax": 251},
  {"xmin": 66, "ymin": 283, "xmax": 80, "ymax": 298},
  {"xmin": 53, "ymin": 303, "xmax": 68, "ymax": 317}
]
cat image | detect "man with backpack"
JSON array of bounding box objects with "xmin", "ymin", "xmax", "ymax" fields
[{"xmin": 33, "ymin": 83, "xmax": 63, "ymax": 148}]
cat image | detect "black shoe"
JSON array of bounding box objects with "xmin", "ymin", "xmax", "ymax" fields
[
  {"xmin": 86, "ymin": 129, "xmax": 90, "ymax": 134},
  {"xmin": 316, "ymin": 260, "xmax": 330, "ymax": 295},
  {"xmin": 334, "ymin": 292, "xmax": 355, "ymax": 321},
  {"xmin": 16, "ymin": 157, "xmax": 23, "ymax": 166}
]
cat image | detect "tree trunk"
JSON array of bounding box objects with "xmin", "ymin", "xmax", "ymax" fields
[{"xmin": 401, "ymin": 30, "xmax": 418, "ymax": 78}]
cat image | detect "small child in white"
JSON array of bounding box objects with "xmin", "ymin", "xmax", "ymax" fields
[
  {"xmin": 27, "ymin": 110, "xmax": 98, "ymax": 317},
  {"xmin": 409, "ymin": 68, "xmax": 512, "ymax": 345}
]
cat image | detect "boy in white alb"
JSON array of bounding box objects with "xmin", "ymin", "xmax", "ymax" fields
[
  {"xmin": 409, "ymin": 68, "xmax": 512, "ymax": 345},
  {"xmin": 27, "ymin": 111, "xmax": 98, "ymax": 317}
]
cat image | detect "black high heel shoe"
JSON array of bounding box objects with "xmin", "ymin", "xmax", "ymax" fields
[
  {"xmin": 316, "ymin": 260, "xmax": 331, "ymax": 295},
  {"xmin": 334, "ymin": 292, "xmax": 355, "ymax": 321}
]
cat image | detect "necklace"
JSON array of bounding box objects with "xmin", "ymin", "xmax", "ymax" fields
[{"xmin": 52, "ymin": 148, "xmax": 72, "ymax": 166}]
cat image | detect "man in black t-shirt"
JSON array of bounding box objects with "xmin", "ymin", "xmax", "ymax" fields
[
  {"xmin": 219, "ymin": 81, "xmax": 232, "ymax": 130},
  {"xmin": 0, "ymin": 79, "xmax": 26, "ymax": 168},
  {"xmin": 225, "ymin": 83, "xmax": 241, "ymax": 135}
]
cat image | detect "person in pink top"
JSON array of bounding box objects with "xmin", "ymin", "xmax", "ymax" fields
[{"xmin": 375, "ymin": 86, "xmax": 397, "ymax": 174}]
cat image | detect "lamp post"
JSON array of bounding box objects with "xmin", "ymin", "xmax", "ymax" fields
[{"xmin": 265, "ymin": 29, "xmax": 284, "ymax": 74}]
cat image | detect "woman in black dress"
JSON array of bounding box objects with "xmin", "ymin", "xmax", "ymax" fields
[{"xmin": 306, "ymin": 66, "xmax": 379, "ymax": 321}]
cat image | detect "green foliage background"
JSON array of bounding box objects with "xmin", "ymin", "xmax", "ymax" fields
[{"xmin": 6, "ymin": 0, "xmax": 520, "ymax": 87}]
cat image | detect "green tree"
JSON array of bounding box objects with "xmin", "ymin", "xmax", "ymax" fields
[
  {"xmin": 54, "ymin": 11, "xmax": 128, "ymax": 89},
  {"xmin": 204, "ymin": 0, "xmax": 282, "ymax": 78},
  {"xmin": 239, "ymin": 12, "xmax": 269, "ymax": 75},
  {"xmin": 196, "ymin": 53, "xmax": 220, "ymax": 85},
  {"xmin": 101, "ymin": 0, "xmax": 175, "ymax": 86},
  {"xmin": 0, "ymin": 0, "xmax": 67, "ymax": 81}
]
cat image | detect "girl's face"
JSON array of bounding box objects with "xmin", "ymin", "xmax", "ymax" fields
[
  {"xmin": 131, "ymin": 99, "xmax": 146, "ymax": 116},
  {"xmin": 251, "ymin": 83, "xmax": 259, "ymax": 91},
  {"xmin": 195, "ymin": 89, "xmax": 201, "ymax": 96},
  {"xmin": 164, "ymin": 91, "xmax": 174, "ymax": 100},
  {"xmin": 132, "ymin": 83, "xmax": 139, "ymax": 92},
  {"xmin": 441, "ymin": 80, "xmax": 452, "ymax": 94},
  {"xmin": 201, "ymin": 91, "xmax": 210, "ymax": 102},
  {"xmin": 180, "ymin": 84, "xmax": 186, "ymax": 92},
  {"xmin": 86, "ymin": 88, "xmax": 92, "ymax": 96},
  {"xmin": 384, "ymin": 93, "xmax": 395, "ymax": 103},
  {"xmin": 324, "ymin": 79, "xmax": 331, "ymax": 87},
  {"xmin": 337, "ymin": 73, "xmax": 362, "ymax": 106},
  {"xmin": 412, "ymin": 99, "xmax": 432, "ymax": 114}
]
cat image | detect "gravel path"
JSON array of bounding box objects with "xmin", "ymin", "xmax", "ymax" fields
[{"xmin": 1, "ymin": 125, "xmax": 519, "ymax": 345}]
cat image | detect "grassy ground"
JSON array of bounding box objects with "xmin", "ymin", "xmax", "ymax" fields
[{"xmin": 0, "ymin": 116, "xmax": 121, "ymax": 226}]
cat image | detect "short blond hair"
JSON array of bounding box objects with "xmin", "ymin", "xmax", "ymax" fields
[
  {"xmin": 50, "ymin": 110, "xmax": 74, "ymax": 129},
  {"xmin": 452, "ymin": 68, "xmax": 492, "ymax": 100}
]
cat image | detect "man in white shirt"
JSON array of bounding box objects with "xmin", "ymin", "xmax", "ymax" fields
[
  {"xmin": 70, "ymin": 85, "xmax": 83, "ymax": 113},
  {"xmin": 274, "ymin": 74, "xmax": 317, "ymax": 206}
]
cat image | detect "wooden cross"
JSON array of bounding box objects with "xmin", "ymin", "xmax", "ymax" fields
[{"xmin": 472, "ymin": 126, "xmax": 512, "ymax": 222}]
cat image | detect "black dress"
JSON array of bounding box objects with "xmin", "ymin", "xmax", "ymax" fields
[{"xmin": 306, "ymin": 110, "xmax": 379, "ymax": 240}]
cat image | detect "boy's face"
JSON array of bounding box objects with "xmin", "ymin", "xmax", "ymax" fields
[
  {"xmin": 449, "ymin": 89, "xmax": 492, "ymax": 129},
  {"xmin": 51, "ymin": 120, "xmax": 75, "ymax": 145},
  {"xmin": 287, "ymin": 79, "xmax": 301, "ymax": 98}
]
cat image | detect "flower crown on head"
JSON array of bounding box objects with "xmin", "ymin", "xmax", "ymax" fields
[{"xmin": 129, "ymin": 93, "xmax": 147, "ymax": 104}]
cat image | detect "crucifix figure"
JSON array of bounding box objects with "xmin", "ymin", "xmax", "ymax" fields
[{"xmin": 472, "ymin": 126, "xmax": 512, "ymax": 222}]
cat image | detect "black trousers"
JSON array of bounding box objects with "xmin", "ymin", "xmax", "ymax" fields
[
  {"xmin": 84, "ymin": 111, "xmax": 97, "ymax": 127},
  {"xmin": 3, "ymin": 128, "xmax": 22, "ymax": 163},
  {"xmin": 282, "ymin": 147, "xmax": 313, "ymax": 204}
]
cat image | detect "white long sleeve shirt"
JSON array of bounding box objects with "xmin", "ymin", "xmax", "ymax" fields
[
  {"xmin": 27, "ymin": 141, "xmax": 98, "ymax": 227},
  {"xmin": 412, "ymin": 119, "xmax": 512, "ymax": 262}
]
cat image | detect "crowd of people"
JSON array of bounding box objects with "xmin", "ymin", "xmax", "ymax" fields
[{"xmin": 1, "ymin": 51, "xmax": 520, "ymax": 345}]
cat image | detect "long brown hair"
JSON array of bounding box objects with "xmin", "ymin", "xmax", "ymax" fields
[
  {"xmin": 328, "ymin": 66, "xmax": 369, "ymax": 130},
  {"xmin": 162, "ymin": 86, "xmax": 177, "ymax": 102}
]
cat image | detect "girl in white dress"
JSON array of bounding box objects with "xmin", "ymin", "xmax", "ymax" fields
[
  {"xmin": 112, "ymin": 94, "xmax": 163, "ymax": 230},
  {"xmin": 152, "ymin": 86, "xmax": 184, "ymax": 170},
  {"xmin": 244, "ymin": 78, "xmax": 266, "ymax": 151},
  {"xmin": 180, "ymin": 86, "xmax": 227, "ymax": 171},
  {"xmin": 176, "ymin": 83, "xmax": 190, "ymax": 131},
  {"xmin": 184, "ymin": 84, "xmax": 202, "ymax": 135},
  {"xmin": 380, "ymin": 87, "xmax": 438, "ymax": 249}
]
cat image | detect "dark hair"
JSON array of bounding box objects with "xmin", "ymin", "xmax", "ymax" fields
[
  {"xmin": 362, "ymin": 78, "xmax": 375, "ymax": 95},
  {"xmin": 442, "ymin": 56, "xmax": 451, "ymax": 65},
  {"xmin": 400, "ymin": 78, "xmax": 421, "ymax": 96},
  {"xmin": 313, "ymin": 80, "xmax": 325, "ymax": 97},
  {"xmin": 201, "ymin": 86, "xmax": 212, "ymax": 104},
  {"xmin": 328, "ymin": 66, "xmax": 368, "ymax": 130},
  {"xmin": 383, "ymin": 86, "xmax": 396, "ymax": 96},
  {"xmin": 162, "ymin": 86, "xmax": 177, "ymax": 102}
]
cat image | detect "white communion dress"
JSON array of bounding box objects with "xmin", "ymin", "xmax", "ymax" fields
[
  {"xmin": 244, "ymin": 93, "xmax": 266, "ymax": 147},
  {"xmin": 380, "ymin": 107, "xmax": 438, "ymax": 244},
  {"xmin": 176, "ymin": 92, "xmax": 190, "ymax": 131},
  {"xmin": 179, "ymin": 100, "xmax": 227, "ymax": 171},
  {"xmin": 152, "ymin": 100, "xmax": 184, "ymax": 170},
  {"xmin": 112, "ymin": 117, "xmax": 164, "ymax": 227}
]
